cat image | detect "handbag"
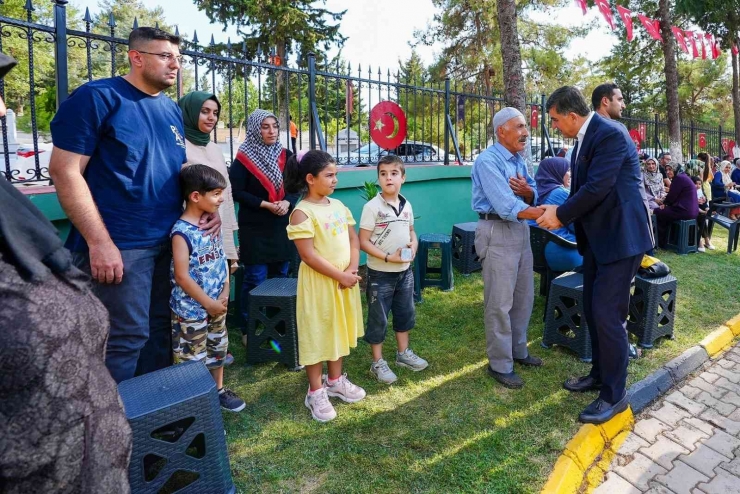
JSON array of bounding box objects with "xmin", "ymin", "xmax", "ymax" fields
[
  {"xmin": 0, "ymin": 52, "xmax": 18, "ymax": 80},
  {"xmin": 638, "ymin": 254, "xmax": 670, "ymax": 278}
]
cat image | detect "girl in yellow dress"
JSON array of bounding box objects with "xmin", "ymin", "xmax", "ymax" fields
[{"xmin": 285, "ymin": 150, "xmax": 366, "ymax": 422}]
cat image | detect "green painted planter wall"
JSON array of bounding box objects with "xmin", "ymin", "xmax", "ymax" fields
[{"xmin": 27, "ymin": 165, "xmax": 478, "ymax": 262}]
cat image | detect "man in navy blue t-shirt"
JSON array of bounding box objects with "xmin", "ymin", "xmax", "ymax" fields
[{"xmin": 49, "ymin": 27, "xmax": 220, "ymax": 383}]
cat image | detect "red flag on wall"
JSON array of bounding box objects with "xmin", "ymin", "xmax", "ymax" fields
[
  {"xmin": 671, "ymin": 26, "xmax": 689, "ymax": 53},
  {"xmin": 616, "ymin": 6, "xmax": 634, "ymax": 42},
  {"xmin": 595, "ymin": 0, "xmax": 615, "ymax": 31},
  {"xmin": 574, "ymin": 0, "xmax": 587, "ymax": 16},
  {"xmin": 639, "ymin": 14, "xmax": 662, "ymax": 42},
  {"xmin": 685, "ymin": 31, "xmax": 700, "ymax": 58}
]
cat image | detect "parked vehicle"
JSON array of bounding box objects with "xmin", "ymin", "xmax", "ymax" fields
[
  {"xmin": 2, "ymin": 142, "xmax": 52, "ymax": 183},
  {"xmin": 336, "ymin": 140, "xmax": 461, "ymax": 166}
]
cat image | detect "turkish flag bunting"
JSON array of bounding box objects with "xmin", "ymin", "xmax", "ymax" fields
[
  {"xmin": 574, "ymin": 0, "xmax": 587, "ymax": 16},
  {"xmin": 708, "ymin": 34, "xmax": 720, "ymax": 59},
  {"xmin": 595, "ymin": 0, "xmax": 615, "ymax": 31},
  {"xmin": 733, "ymin": 44, "xmax": 740, "ymax": 56},
  {"xmin": 638, "ymin": 14, "xmax": 662, "ymax": 42},
  {"xmin": 700, "ymin": 34, "xmax": 707, "ymax": 60},
  {"xmin": 616, "ymin": 6, "xmax": 634, "ymax": 42},
  {"xmin": 685, "ymin": 31, "xmax": 700, "ymax": 58},
  {"xmin": 671, "ymin": 27, "xmax": 689, "ymax": 53}
]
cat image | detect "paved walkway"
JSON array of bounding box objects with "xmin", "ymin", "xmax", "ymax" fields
[{"xmin": 597, "ymin": 342, "xmax": 740, "ymax": 494}]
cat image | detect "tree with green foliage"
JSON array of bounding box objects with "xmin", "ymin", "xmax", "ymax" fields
[
  {"xmin": 192, "ymin": 0, "xmax": 347, "ymax": 134},
  {"xmin": 676, "ymin": 0, "xmax": 740, "ymax": 141}
]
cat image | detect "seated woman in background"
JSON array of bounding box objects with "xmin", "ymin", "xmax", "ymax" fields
[
  {"xmin": 655, "ymin": 165, "xmax": 699, "ymax": 248},
  {"xmin": 530, "ymin": 157, "xmax": 582, "ymax": 272},
  {"xmin": 713, "ymin": 160, "xmax": 740, "ymax": 220},
  {"xmin": 664, "ymin": 164, "xmax": 674, "ymax": 189},
  {"xmin": 643, "ymin": 157, "xmax": 666, "ymax": 210}
]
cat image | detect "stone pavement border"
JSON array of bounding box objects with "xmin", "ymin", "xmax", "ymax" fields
[{"xmin": 541, "ymin": 314, "xmax": 740, "ymax": 494}]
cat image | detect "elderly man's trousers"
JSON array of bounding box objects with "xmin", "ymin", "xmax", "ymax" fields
[{"xmin": 475, "ymin": 219, "xmax": 534, "ymax": 374}]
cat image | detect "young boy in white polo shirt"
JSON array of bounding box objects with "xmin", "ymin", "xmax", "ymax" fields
[{"xmin": 359, "ymin": 156, "xmax": 428, "ymax": 384}]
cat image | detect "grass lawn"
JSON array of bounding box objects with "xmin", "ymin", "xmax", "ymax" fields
[{"xmin": 222, "ymin": 228, "xmax": 740, "ymax": 493}]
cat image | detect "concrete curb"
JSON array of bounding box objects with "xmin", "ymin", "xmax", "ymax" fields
[{"xmin": 541, "ymin": 312, "xmax": 740, "ymax": 494}]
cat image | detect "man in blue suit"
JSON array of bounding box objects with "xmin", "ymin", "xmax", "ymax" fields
[{"xmin": 537, "ymin": 86, "xmax": 653, "ymax": 424}]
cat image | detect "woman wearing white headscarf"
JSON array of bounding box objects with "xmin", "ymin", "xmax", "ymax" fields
[
  {"xmin": 643, "ymin": 157, "xmax": 666, "ymax": 210},
  {"xmin": 230, "ymin": 110, "xmax": 295, "ymax": 343}
]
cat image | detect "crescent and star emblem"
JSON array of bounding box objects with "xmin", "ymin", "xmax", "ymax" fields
[{"xmin": 369, "ymin": 101, "xmax": 408, "ymax": 150}]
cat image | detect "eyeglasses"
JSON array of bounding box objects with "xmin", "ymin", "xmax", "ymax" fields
[{"xmin": 135, "ymin": 51, "xmax": 184, "ymax": 64}]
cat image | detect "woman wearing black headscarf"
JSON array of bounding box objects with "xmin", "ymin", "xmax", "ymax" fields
[{"xmin": 230, "ymin": 109, "xmax": 295, "ymax": 345}]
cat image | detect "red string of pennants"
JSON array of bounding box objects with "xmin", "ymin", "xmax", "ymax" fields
[{"xmin": 575, "ymin": 0, "xmax": 733, "ymax": 60}]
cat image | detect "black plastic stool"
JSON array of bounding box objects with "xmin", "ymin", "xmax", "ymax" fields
[
  {"xmin": 666, "ymin": 219, "xmax": 698, "ymax": 255},
  {"xmin": 627, "ymin": 274, "xmax": 677, "ymax": 348},
  {"xmin": 451, "ymin": 222, "xmax": 481, "ymax": 274},
  {"xmin": 416, "ymin": 233, "xmax": 454, "ymax": 292},
  {"xmin": 541, "ymin": 272, "xmax": 592, "ymax": 362},
  {"xmin": 246, "ymin": 278, "xmax": 300, "ymax": 367},
  {"xmin": 118, "ymin": 361, "xmax": 235, "ymax": 494}
]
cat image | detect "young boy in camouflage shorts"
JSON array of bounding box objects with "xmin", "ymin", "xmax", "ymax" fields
[{"xmin": 170, "ymin": 165, "xmax": 245, "ymax": 412}]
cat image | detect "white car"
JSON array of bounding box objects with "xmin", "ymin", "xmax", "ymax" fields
[
  {"xmin": 2, "ymin": 142, "xmax": 52, "ymax": 183},
  {"xmin": 338, "ymin": 140, "xmax": 460, "ymax": 166}
]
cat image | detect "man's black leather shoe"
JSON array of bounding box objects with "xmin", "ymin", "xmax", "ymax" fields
[
  {"xmin": 578, "ymin": 394, "xmax": 629, "ymax": 424},
  {"xmin": 514, "ymin": 355, "xmax": 543, "ymax": 367},
  {"xmin": 563, "ymin": 375, "xmax": 602, "ymax": 392},
  {"xmin": 487, "ymin": 366, "xmax": 524, "ymax": 389}
]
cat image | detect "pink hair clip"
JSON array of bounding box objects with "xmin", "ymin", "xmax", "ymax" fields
[{"xmin": 296, "ymin": 149, "xmax": 309, "ymax": 163}]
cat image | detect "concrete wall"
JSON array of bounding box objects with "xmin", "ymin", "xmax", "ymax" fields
[{"xmin": 23, "ymin": 165, "xmax": 478, "ymax": 261}]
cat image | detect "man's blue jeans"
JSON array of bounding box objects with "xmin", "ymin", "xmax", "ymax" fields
[
  {"xmin": 72, "ymin": 244, "xmax": 172, "ymax": 383},
  {"xmin": 240, "ymin": 261, "xmax": 290, "ymax": 335}
]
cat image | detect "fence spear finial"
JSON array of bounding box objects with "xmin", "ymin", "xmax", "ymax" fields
[
  {"xmin": 210, "ymin": 34, "xmax": 215, "ymax": 46},
  {"xmin": 174, "ymin": 25, "xmax": 179, "ymax": 36},
  {"xmin": 24, "ymin": 0, "xmax": 34, "ymax": 12},
  {"xmin": 107, "ymin": 12, "xmax": 116, "ymax": 28},
  {"xmin": 155, "ymin": 21, "xmax": 159, "ymax": 29},
  {"xmin": 83, "ymin": 7, "xmax": 92, "ymax": 23},
  {"xmin": 132, "ymin": 17, "xmax": 138, "ymax": 29},
  {"xmin": 193, "ymin": 30, "xmax": 199, "ymax": 44}
]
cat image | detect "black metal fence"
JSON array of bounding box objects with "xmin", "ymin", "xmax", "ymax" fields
[{"xmin": 0, "ymin": 1, "xmax": 735, "ymax": 185}]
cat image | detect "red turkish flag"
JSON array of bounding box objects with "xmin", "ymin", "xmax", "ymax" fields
[
  {"xmin": 574, "ymin": 0, "xmax": 588, "ymax": 15},
  {"xmin": 685, "ymin": 31, "xmax": 700, "ymax": 58},
  {"xmin": 639, "ymin": 14, "xmax": 662, "ymax": 42},
  {"xmin": 700, "ymin": 33, "xmax": 707, "ymax": 59},
  {"xmin": 595, "ymin": 0, "xmax": 615, "ymax": 31},
  {"xmin": 708, "ymin": 34, "xmax": 720, "ymax": 59},
  {"xmin": 733, "ymin": 44, "xmax": 740, "ymax": 56},
  {"xmin": 345, "ymin": 80, "xmax": 354, "ymax": 116},
  {"xmin": 616, "ymin": 6, "xmax": 634, "ymax": 42},
  {"xmin": 698, "ymin": 133, "xmax": 706, "ymax": 149},
  {"xmin": 672, "ymin": 27, "xmax": 689, "ymax": 54}
]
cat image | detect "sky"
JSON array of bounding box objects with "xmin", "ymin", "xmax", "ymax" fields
[{"xmin": 68, "ymin": 0, "xmax": 619, "ymax": 73}]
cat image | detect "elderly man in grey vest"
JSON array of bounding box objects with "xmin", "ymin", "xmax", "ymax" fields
[{"xmin": 471, "ymin": 107, "xmax": 545, "ymax": 389}]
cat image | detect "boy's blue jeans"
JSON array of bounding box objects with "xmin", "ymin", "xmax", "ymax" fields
[
  {"xmin": 72, "ymin": 243, "xmax": 172, "ymax": 383},
  {"xmin": 364, "ymin": 267, "xmax": 416, "ymax": 345},
  {"xmin": 240, "ymin": 261, "xmax": 290, "ymax": 335}
]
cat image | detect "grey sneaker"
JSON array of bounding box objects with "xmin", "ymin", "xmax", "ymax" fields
[
  {"xmin": 370, "ymin": 358, "xmax": 398, "ymax": 384},
  {"xmin": 219, "ymin": 388, "xmax": 246, "ymax": 412},
  {"xmin": 396, "ymin": 348, "xmax": 429, "ymax": 371},
  {"xmin": 325, "ymin": 374, "xmax": 366, "ymax": 403},
  {"xmin": 304, "ymin": 387, "xmax": 336, "ymax": 422}
]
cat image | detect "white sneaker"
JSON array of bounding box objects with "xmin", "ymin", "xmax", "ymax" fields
[
  {"xmin": 707, "ymin": 243, "xmax": 716, "ymax": 250},
  {"xmin": 325, "ymin": 374, "xmax": 366, "ymax": 403},
  {"xmin": 396, "ymin": 348, "xmax": 429, "ymax": 371},
  {"xmin": 304, "ymin": 387, "xmax": 336, "ymax": 422},
  {"xmin": 698, "ymin": 246, "xmax": 706, "ymax": 253},
  {"xmin": 370, "ymin": 358, "xmax": 398, "ymax": 384}
]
